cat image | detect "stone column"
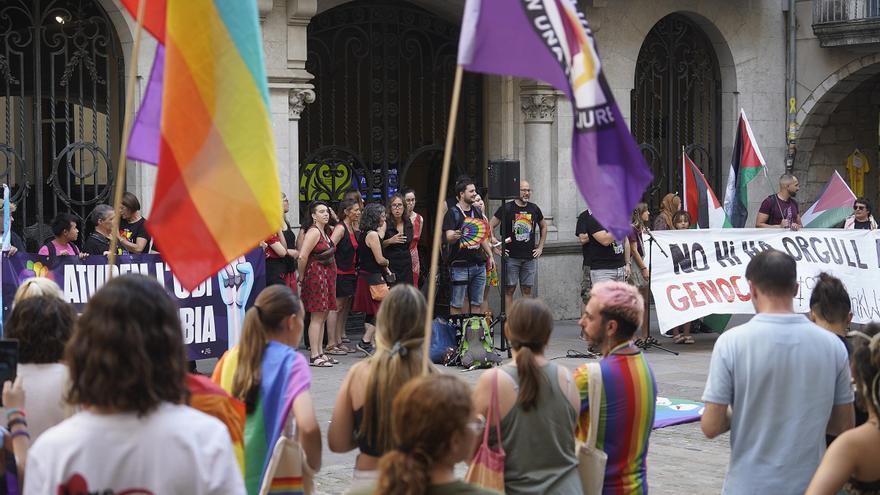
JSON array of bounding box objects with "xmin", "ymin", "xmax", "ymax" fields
[
  {"xmin": 288, "ymin": 88, "xmax": 315, "ymax": 227},
  {"xmin": 520, "ymin": 82, "xmax": 558, "ymax": 240}
]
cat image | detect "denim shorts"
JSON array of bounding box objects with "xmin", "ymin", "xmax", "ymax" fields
[
  {"xmin": 449, "ymin": 263, "xmax": 487, "ymax": 308},
  {"xmin": 505, "ymin": 257, "xmax": 537, "ymax": 288}
]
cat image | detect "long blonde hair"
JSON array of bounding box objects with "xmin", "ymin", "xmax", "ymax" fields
[
  {"xmin": 362, "ymin": 284, "xmax": 428, "ymax": 453},
  {"xmin": 231, "ymin": 285, "xmax": 302, "ymax": 413}
]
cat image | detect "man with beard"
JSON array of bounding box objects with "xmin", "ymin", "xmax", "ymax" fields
[
  {"xmin": 756, "ymin": 173, "xmax": 802, "ymax": 230},
  {"xmin": 443, "ymin": 178, "xmax": 495, "ymax": 314}
]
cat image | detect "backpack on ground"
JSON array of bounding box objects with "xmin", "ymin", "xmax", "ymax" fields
[
  {"xmin": 458, "ymin": 315, "xmax": 501, "ymax": 369},
  {"xmin": 430, "ymin": 318, "xmax": 458, "ymax": 365}
]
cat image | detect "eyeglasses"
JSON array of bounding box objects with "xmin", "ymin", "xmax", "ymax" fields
[
  {"xmin": 467, "ymin": 415, "xmax": 486, "ymax": 434},
  {"xmin": 854, "ymin": 205, "xmax": 868, "ymax": 211},
  {"xmin": 520, "ymin": 189, "xmax": 531, "ymax": 192},
  {"xmin": 391, "ymin": 204, "xmax": 404, "ymax": 208}
]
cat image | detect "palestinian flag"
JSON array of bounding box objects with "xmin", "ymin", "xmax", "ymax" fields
[
  {"xmin": 802, "ymin": 170, "xmax": 856, "ymax": 228},
  {"xmin": 722, "ymin": 110, "xmax": 766, "ymax": 227},
  {"xmin": 682, "ymin": 150, "xmax": 731, "ymax": 228}
]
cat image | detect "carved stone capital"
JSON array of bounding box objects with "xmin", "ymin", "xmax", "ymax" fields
[
  {"xmin": 258, "ymin": 0, "xmax": 274, "ymax": 21},
  {"xmin": 289, "ymin": 89, "xmax": 315, "ymax": 120},
  {"xmin": 521, "ymin": 94, "xmax": 557, "ymax": 122}
]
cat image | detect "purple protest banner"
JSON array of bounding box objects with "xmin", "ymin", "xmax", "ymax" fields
[
  {"xmin": 458, "ymin": 0, "xmax": 652, "ymax": 239},
  {"xmin": 1, "ymin": 249, "xmax": 265, "ymax": 360}
]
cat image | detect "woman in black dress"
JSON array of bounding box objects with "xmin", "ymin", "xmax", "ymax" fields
[
  {"xmin": 381, "ymin": 193, "xmax": 412, "ymax": 286},
  {"xmin": 326, "ymin": 198, "xmax": 361, "ymax": 355}
]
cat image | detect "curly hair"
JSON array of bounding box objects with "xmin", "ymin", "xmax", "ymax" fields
[
  {"xmin": 360, "ymin": 203, "xmax": 386, "ymax": 233},
  {"xmin": 5, "ymin": 296, "xmax": 75, "ymax": 364},
  {"xmin": 66, "ymin": 274, "xmax": 188, "ymax": 415},
  {"xmin": 376, "ymin": 375, "xmax": 473, "ymax": 495}
]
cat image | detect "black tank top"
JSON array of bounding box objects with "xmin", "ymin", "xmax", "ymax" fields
[
  {"xmin": 334, "ymin": 222, "xmax": 358, "ymax": 274},
  {"xmin": 357, "ymin": 230, "xmax": 382, "ymax": 274}
]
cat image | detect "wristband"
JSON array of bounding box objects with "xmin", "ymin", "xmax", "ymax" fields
[
  {"xmin": 5, "ymin": 408, "xmax": 24, "ymax": 420},
  {"xmin": 10, "ymin": 429, "xmax": 29, "ymax": 440},
  {"xmin": 7, "ymin": 417, "xmax": 26, "ymax": 429}
]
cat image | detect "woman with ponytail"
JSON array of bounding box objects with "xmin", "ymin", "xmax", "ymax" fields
[
  {"xmin": 807, "ymin": 323, "xmax": 880, "ymax": 495},
  {"xmin": 472, "ymin": 298, "xmax": 581, "ymax": 494},
  {"xmin": 348, "ymin": 374, "xmax": 494, "ymax": 495},
  {"xmin": 212, "ymin": 285, "xmax": 321, "ymax": 494},
  {"xmin": 328, "ymin": 284, "xmax": 429, "ymax": 486}
]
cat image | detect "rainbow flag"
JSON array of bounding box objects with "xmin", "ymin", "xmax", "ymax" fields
[
  {"xmin": 121, "ymin": 0, "xmax": 282, "ymax": 290},
  {"xmin": 212, "ymin": 342, "xmax": 311, "ymax": 495},
  {"xmin": 802, "ymin": 170, "xmax": 857, "ymax": 228},
  {"xmin": 186, "ymin": 373, "xmax": 246, "ymax": 470}
]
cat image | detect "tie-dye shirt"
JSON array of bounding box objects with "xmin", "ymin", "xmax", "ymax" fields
[{"xmin": 574, "ymin": 344, "xmax": 657, "ymax": 495}]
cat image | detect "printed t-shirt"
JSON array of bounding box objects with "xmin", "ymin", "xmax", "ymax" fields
[
  {"xmin": 24, "ymin": 402, "xmax": 245, "ymax": 495},
  {"xmin": 493, "ymin": 201, "xmax": 544, "ymax": 259},
  {"xmin": 574, "ymin": 346, "xmax": 657, "ymax": 495},
  {"xmin": 120, "ymin": 217, "xmax": 151, "ymax": 252},
  {"xmin": 758, "ymin": 195, "xmax": 798, "ymax": 226},
  {"xmin": 702, "ymin": 313, "xmax": 854, "ymax": 494},
  {"xmin": 442, "ymin": 204, "xmax": 485, "ymax": 267},
  {"xmin": 579, "ymin": 210, "xmax": 625, "ymax": 269},
  {"xmin": 854, "ymin": 219, "xmax": 872, "ymax": 230}
]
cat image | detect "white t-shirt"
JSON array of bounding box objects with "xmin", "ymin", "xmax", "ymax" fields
[
  {"xmin": 702, "ymin": 313, "xmax": 854, "ymax": 495},
  {"xmin": 16, "ymin": 363, "xmax": 72, "ymax": 441},
  {"xmin": 25, "ymin": 402, "xmax": 245, "ymax": 495}
]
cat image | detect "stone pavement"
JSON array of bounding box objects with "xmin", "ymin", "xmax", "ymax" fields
[{"xmin": 201, "ymin": 312, "xmax": 736, "ymax": 494}]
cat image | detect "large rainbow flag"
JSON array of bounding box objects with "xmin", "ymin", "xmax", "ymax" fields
[
  {"xmin": 212, "ymin": 342, "xmax": 311, "ymax": 495},
  {"xmin": 186, "ymin": 373, "xmax": 246, "ymax": 469},
  {"xmin": 121, "ymin": 0, "xmax": 282, "ymax": 290}
]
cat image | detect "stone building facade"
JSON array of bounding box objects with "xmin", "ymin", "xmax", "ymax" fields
[{"xmin": 1, "ymin": 0, "xmax": 878, "ymax": 318}]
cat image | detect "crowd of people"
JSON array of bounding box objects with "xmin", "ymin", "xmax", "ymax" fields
[{"xmin": 2, "ymin": 176, "xmax": 879, "ymax": 494}]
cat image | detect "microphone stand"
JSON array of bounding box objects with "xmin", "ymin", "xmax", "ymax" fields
[{"xmin": 641, "ymin": 227, "xmax": 678, "ymax": 356}]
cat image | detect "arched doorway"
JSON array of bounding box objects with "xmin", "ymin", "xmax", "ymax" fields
[
  {"xmin": 0, "ymin": 0, "xmax": 124, "ymax": 250},
  {"xmin": 300, "ymin": 0, "xmax": 483, "ymax": 217},
  {"xmin": 631, "ymin": 14, "xmax": 722, "ymax": 212}
]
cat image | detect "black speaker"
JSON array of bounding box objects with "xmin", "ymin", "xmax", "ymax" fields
[{"xmin": 487, "ymin": 159, "xmax": 521, "ymax": 200}]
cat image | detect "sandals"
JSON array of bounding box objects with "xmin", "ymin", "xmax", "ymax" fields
[
  {"xmin": 673, "ymin": 335, "xmax": 686, "ymax": 344},
  {"xmin": 683, "ymin": 336, "xmax": 695, "ymax": 344},
  {"xmin": 321, "ymin": 353, "xmax": 340, "ymax": 365},
  {"xmin": 309, "ymin": 355, "xmax": 333, "ymax": 367},
  {"xmin": 324, "ymin": 345, "xmax": 348, "ymax": 356},
  {"xmin": 341, "ymin": 336, "xmax": 351, "ymax": 343}
]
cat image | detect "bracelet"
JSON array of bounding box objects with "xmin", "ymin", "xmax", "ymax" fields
[
  {"xmin": 10, "ymin": 430, "xmax": 29, "ymax": 440},
  {"xmin": 7, "ymin": 417, "xmax": 26, "ymax": 429},
  {"xmin": 5, "ymin": 408, "xmax": 24, "ymax": 420}
]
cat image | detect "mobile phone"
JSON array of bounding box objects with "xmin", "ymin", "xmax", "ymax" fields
[{"xmin": 0, "ymin": 340, "xmax": 18, "ymax": 406}]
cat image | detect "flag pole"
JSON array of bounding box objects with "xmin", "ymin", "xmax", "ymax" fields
[
  {"xmin": 107, "ymin": 0, "xmax": 147, "ymax": 274},
  {"xmin": 422, "ymin": 65, "xmax": 464, "ymax": 375}
]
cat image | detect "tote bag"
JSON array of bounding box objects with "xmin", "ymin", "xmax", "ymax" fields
[
  {"xmin": 577, "ymin": 362, "xmax": 607, "ymax": 495},
  {"xmin": 259, "ymin": 418, "xmax": 314, "ymax": 495},
  {"xmin": 464, "ymin": 370, "xmax": 506, "ymax": 493}
]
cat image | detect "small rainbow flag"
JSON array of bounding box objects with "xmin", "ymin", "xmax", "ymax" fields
[
  {"xmin": 121, "ymin": 0, "xmax": 282, "ymax": 290},
  {"xmin": 212, "ymin": 342, "xmax": 311, "ymax": 495},
  {"xmin": 186, "ymin": 373, "xmax": 246, "ymax": 470}
]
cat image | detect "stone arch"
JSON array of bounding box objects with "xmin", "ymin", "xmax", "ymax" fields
[{"xmin": 794, "ymin": 55, "xmax": 880, "ymax": 203}]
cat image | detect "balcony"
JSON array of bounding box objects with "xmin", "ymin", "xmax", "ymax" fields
[{"xmin": 813, "ymin": 0, "xmax": 880, "ymax": 47}]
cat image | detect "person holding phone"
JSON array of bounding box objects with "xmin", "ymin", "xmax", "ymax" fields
[{"xmin": 382, "ymin": 193, "xmax": 413, "ymax": 286}]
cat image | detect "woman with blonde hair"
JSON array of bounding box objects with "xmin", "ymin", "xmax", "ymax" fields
[
  {"xmin": 13, "ymin": 277, "xmax": 62, "ymax": 303},
  {"xmin": 328, "ymin": 284, "xmax": 429, "ymax": 486},
  {"xmin": 472, "ymin": 298, "xmax": 581, "ymax": 494},
  {"xmin": 348, "ymin": 374, "xmax": 495, "ymax": 495},
  {"xmin": 212, "ymin": 285, "xmax": 321, "ymax": 494}
]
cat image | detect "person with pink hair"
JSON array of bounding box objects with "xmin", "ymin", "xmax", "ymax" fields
[{"xmin": 574, "ymin": 281, "xmax": 658, "ymax": 494}]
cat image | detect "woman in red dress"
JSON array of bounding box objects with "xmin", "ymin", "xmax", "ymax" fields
[
  {"xmin": 297, "ymin": 201, "xmax": 338, "ymax": 368},
  {"xmin": 403, "ymin": 188, "xmax": 423, "ymax": 286}
]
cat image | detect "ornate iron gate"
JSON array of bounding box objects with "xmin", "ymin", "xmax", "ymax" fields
[
  {"xmin": 301, "ymin": 1, "xmax": 483, "ymax": 206},
  {"xmin": 631, "ymin": 14, "xmax": 721, "ymax": 212},
  {"xmin": 0, "ymin": 0, "xmax": 123, "ymax": 250}
]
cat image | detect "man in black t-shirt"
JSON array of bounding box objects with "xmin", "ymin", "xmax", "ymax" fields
[
  {"xmin": 575, "ymin": 209, "xmax": 593, "ymax": 304},
  {"xmin": 578, "ymin": 209, "xmax": 629, "ymax": 287},
  {"xmin": 443, "ymin": 178, "xmax": 495, "ymax": 315},
  {"xmin": 490, "ymin": 180, "xmax": 546, "ymax": 310}
]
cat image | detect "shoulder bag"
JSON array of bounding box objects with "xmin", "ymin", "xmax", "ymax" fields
[
  {"xmin": 465, "ymin": 370, "xmax": 506, "ymax": 493},
  {"xmin": 577, "ymin": 362, "xmax": 607, "ymax": 495},
  {"xmin": 259, "ymin": 415, "xmax": 314, "ymax": 495}
]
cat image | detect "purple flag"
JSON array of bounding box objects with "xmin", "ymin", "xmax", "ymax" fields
[
  {"xmin": 458, "ymin": 0, "xmax": 652, "ymax": 239},
  {"xmin": 127, "ymin": 44, "xmax": 165, "ymax": 165}
]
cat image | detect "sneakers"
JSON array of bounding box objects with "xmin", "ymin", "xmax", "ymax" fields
[{"xmin": 357, "ymin": 340, "xmax": 375, "ymax": 356}]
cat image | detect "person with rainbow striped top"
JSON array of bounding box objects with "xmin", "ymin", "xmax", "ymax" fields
[{"xmin": 575, "ymin": 281, "xmax": 658, "ymax": 494}]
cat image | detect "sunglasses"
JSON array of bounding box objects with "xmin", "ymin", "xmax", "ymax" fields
[{"xmin": 854, "ymin": 205, "xmax": 868, "ymax": 211}]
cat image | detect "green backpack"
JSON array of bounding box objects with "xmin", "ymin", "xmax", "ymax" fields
[{"xmin": 458, "ymin": 316, "xmax": 502, "ymax": 369}]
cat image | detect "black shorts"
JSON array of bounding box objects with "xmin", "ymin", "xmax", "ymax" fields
[{"xmin": 336, "ymin": 273, "xmax": 357, "ymax": 298}]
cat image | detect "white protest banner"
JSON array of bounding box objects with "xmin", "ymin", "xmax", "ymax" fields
[{"xmin": 647, "ymin": 228, "xmax": 880, "ymax": 331}]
